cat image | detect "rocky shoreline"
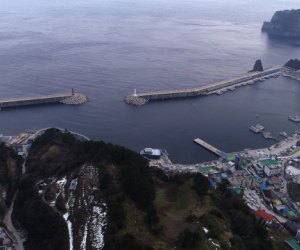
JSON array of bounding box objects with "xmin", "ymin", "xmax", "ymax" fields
[
  {"xmin": 61, "ymin": 93, "xmax": 88, "ymax": 105},
  {"xmin": 123, "ymin": 95, "xmax": 148, "ymax": 106},
  {"xmin": 262, "ymin": 9, "xmax": 300, "ymax": 38}
]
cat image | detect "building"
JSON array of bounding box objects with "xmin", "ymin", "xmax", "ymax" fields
[
  {"xmin": 253, "ymin": 162, "xmax": 264, "ymax": 174},
  {"xmin": 262, "ymin": 188, "xmax": 277, "ymax": 202},
  {"xmin": 285, "ymin": 221, "xmax": 300, "ymax": 236},
  {"xmin": 296, "ymin": 229, "xmax": 300, "ymax": 241},
  {"xmin": 258, "ymin": 159, "xmax": 282, "ymax": 176},
  {"xmin": 285, "ymin": 238, "xmax": 300, "ymax": 250},
  {"xmin": 228, "ymin": 187, "xmax": 244, "ymax": 199},
  {"xmin": 252, "ymin": 209, "xmax": 276, "ymax": 223},
  {"xmin": 285, "ymin": 210, "xmax": 299, "ymax": 222},
  {"xmin": 142, "ymin": 148, "xmax": 162, "ymax": 159},
  {"xmin": 246, "ymin": 174, "xmax": 257, "ymax": 187}
]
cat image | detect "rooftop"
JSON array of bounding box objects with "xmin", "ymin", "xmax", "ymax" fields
[
  {"xmin": 253, "ymin": 209, "xmax": 275, "ymax": 222},
  {"xmin": 260, "ymin": 159, "xmax": 282, "ymax": 169},
  {"xmin": 285, "ymin": 238, "xmax": 300, "ymax": 250},
  {"xmin": 198, "ymin": 167, "xmax": 208, "ymax": 172},
  {"xmin": 227, "ymin": 156, "xmax": 235, "ymax": 161},
  {"xmin": 288, "ymin": 210, "xmax": 297, "ymax": 216}
]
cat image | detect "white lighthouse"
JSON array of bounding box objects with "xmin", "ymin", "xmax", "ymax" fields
[{"xmin": 133, "ymin": 89, "xmax": 137, "ymax": 96}]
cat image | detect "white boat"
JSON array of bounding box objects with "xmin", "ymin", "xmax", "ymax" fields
[
  {"xmin": 250, "ymin": 126, "xmax": 259, "ymax": 133},
  {"xmin": 289, "ymin": 116, "xmax": 298, "ymax": 122},
  {"xmin": 255, "ymin": 124, "xmax": 264, "ymax": 131},
  {"xmin": 263, "ymin": 132, "xmax": 270, "ymax": 139}
]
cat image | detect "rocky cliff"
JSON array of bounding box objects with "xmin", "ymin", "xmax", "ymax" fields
[
  {"xmin": 285, "ymin": 59, "xmax": 300, "ymax": 70},
  {"xmin": 249, "ymin": 60, "xmax": 263, "ymax": 72},
  {"xmin": 262, "ymin": 9, "xmax": 300, "ymax": 38}
]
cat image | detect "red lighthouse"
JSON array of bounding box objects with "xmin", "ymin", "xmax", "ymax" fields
[{"xmin": 72, "ymin": 88, "xmax": 75, "ymax": 96}]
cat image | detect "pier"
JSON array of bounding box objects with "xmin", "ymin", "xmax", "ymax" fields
[
  {"xmin": 0, "ymin": 91, "xmax": 88, "ymax": 109},
  {"xmin": 124, "ymin": 65, "xmax": 283, "ymax": 105},
  {"xmin": 194, "ymin": 138, "xmax": 228, "ymax": 157}
]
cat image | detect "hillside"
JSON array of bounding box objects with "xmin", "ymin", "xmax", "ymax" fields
[
  {"xmin": 6, "ymin": 129, "xmax": 285, "ymax": 250},
  {"xmin": 262, "ymin": 9, "xmax": 300, "ymax": 38}
]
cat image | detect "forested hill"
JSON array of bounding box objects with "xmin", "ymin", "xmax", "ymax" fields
[{"xmin": 7, "ymin": 129, "xmax": 281, "ymax": 250}]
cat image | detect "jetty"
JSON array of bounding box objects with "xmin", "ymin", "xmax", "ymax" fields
[
  {"xmin": 194, "ymin": 138, "xmax": 228, "ymax": 158},
  {"xmin": 0, "ymin": 89, "xmax": 88, "ymax": 109},
  {"xmin": 124, "ymin": 65, "xmax": 282, "ymax": 105}
]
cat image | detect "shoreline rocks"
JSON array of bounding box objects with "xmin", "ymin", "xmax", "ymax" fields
[
  {"xmin": 123, "ymin": 95, "xmax": 149, "ymax": 106},
  {"xmin": 61, "ymin": 93, "xmax": 88, "ymax": 105}
]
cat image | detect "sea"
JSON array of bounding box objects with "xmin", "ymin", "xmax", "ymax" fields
[{"xmin": 1, "ymin": 0, "xmax": 300, "ymax": 164}]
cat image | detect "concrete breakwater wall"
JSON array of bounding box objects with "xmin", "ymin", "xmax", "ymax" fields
[
  {"xmin": 124, "ymin": 65, "xmax": 283, "ymax": 105},
  {"xmin": 0, "ymin": 93, "xmax": 88, "ymax": 108}
]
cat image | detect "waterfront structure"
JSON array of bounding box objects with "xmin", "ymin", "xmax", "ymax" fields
[
  {"xmin": 124, "ymin": 65, "xmax": 282, "ymax": 105},
  {"xmin": 142, "ymin": 148, "xmax": 162, "ymax": 159},
  {"xmin": 0, "ymin": 90, "xmax": 88, "ymax": 109}
]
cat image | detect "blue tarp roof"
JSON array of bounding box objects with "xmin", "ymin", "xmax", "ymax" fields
[
  {"xmin": 256, "ymin": 176, "xmax": 262, "ymax": 180},
  {"xmin": 215, "ymin": 174, "xmax": 221, "ymax": 178},
  {"xmin": 220, "ymin": 151, "xmax": 229, "ymax": 157},
  {"xmin": 282, "ymin": 208, "xmax": 288, "ymax": 213},
  {"xmin": 208, "ymin": 178, "xmax": 215, "ymax": 188},
  {"xmin": 260, "ymin": 184, "xmax": 267, "ymax": 190},
  {"xmin": 221, "ymin": 173, "xmax": 228, "ymax": 178}
]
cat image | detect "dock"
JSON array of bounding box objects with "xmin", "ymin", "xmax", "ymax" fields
[
  {"xmin": 124, "ymin": 65, "xmax": 282, "ymax": 105},
  {"xmin": 194, "ymin": 138, "xmax": 228, "ymax": 158},
  {"xmin": 0, "ymin": 92, "xmax": 88, "ymax": 109}
]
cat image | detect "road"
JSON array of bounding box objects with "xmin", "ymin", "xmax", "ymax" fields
[
  {"xmin": 3, "ymin": 192, "xmax": 25, "ymax": 250},
  {"xmin": 244, "ymin": 189, "xmax": 288, "ymax": 223}
]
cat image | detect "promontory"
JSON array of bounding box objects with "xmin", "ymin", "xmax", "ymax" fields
[{"xmin": 262, "ymin": 9, "xmax": 300, "ymax": 38}]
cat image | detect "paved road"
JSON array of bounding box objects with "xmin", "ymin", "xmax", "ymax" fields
[{"xmin": 3, "ymin": 192, "xmax": 25, "ymax": 250}]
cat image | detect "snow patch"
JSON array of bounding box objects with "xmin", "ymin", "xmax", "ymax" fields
[
  {"xmin": 89, "ymin": 206, "xmax": 107, "ymax": 249},
  {"xmin": 63, "ymin": 212, "xmax": 73, "ymax": 250},
  {"xmin": 209, "ymin": 238, "xmax": 220, "ymax": 248},
  {"xmin": 203, "ymin": 227, "xmax": 209, "ymax": 233},
  {"xmin": 56, "ymin": 177, "xmax": 67, "ymax": 198}
]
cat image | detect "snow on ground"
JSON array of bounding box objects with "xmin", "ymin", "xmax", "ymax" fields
[
  {"xmin": 209, "ymin": 238, "xmax": 221, "ymax": 248},
  {"xmin": 89, "ymin": 205, "xmax": 107, "ymax": 249},
  {"xmin": 203, "ymin": 227, "xmax": 209, "ymax": 233},
  {"xmin": 63, "ymin": 212, "xmax": 74, "ymax": 250},
  {"xmin": 79, "ymin": 165, "xmax": 107, "ymax": 250},
  {"xmin": 80, "ymin": 223, "xmax": 88, "ymax": 250},
  {"xmin": 56, "ymin": 177, "xmax": 67, "ymax": 198}
]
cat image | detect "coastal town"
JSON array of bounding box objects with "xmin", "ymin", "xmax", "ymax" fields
[{"xmin": 141, "ymin": 128, "xmax": 300, "ymax": 250}]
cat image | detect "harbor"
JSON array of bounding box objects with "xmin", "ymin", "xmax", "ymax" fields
[
  {"xmin": 124, "ymin": 65, "xmax": 282, "ymax": 105},
  {"xmin": 0, "ymin": 89, "xmax": 88, "ymax": 109}
]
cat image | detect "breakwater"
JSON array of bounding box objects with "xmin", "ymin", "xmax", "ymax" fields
[
  {"xmin": 124, "ymin": 65, "xmax": 283, "ymax": 105},
  {"xmin": 0, "ymin": 93, "xmax": 88, "ymax": 109}
]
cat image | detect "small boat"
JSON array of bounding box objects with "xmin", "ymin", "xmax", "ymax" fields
[
  {"xmin": 279, "ymin": 132, "xmax": 288, "ymax": 138},
  {"xmin": 255, "ymin": 124, "xmax": 264, "ymax": 131},
  {"xmin": 289, "ymin": 116, "xmax": 298, "ymax": 122},
  {"xmin": 263, "ymin": 132, "xmax": 270, "ymax": 139},
  {"xmin": 250, "ymin": 126, "xmax": 260, "ymax": 133}
]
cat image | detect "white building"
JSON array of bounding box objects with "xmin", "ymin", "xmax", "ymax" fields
[{"xmin": 258, "ymin": 159, "xmax": 282, "ymax": 177}]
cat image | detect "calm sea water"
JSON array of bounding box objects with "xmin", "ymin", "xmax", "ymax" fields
[{"xmin": 1, "ymin": 0, "xmax": 300, "ymax": 163}]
